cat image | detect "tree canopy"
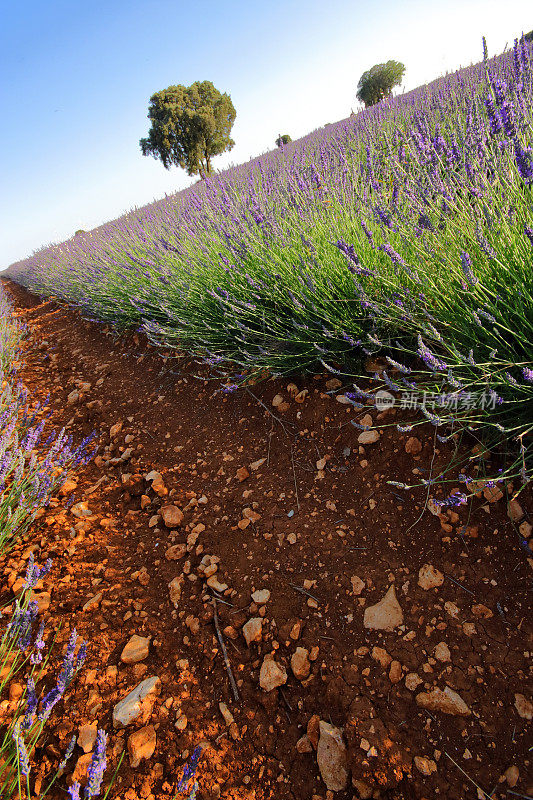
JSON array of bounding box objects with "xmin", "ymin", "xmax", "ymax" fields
[
  {"xmin": 140, "ymin": 81, "xmax": 236, "ymax": 177},
  {"xmin": 275, "ymin": 134, "xmax": 292, "ymax": 147},
  {"xmin": 356, "ymin": 61, "xmax": 405, "ymax": 108}
]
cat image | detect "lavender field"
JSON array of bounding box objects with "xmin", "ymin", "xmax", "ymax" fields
[{"xmin": 9, "ymin": 40, "xmax": 533, "ymax": 487}]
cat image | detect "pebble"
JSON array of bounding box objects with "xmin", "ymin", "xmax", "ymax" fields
[
  {"xmin": 316, "ymin": 721, "xmax": 349, "ymax": 792},
  {"xmin": 405, "ymin": 673, "xmax": 423, "ymax": 691},
  {"xmin": 296, "ymin": 734, "xmax": 313, "ymax": 753},
  {"xmin": 168, "ymin": 577, "xmax": 183, "ymax": 608},
  {"xmin": 507, "ymin": 499, "xmax": 524, "ymax": 522},
  {"xmin": 77, "ymin": 722, "xmax": 97, "ymax": 753},
  {"xmin": 357, "ymin": 430, "xmax": 380, "ymax": 444},
  {"xmin": 350, "ymin": 575, "xmax": 365, "ymax": 596},
  {"xmin": 364, "ymin": 584, "xmax": 403, "ymax": 631},
  {"xmin": 291, "ymin": 647, "xmax": 311, "ymax": 680},
  {"xmin": 371, "ymin": 646, "xmax": 392, "ymax": 668},
  {"xmin": 416, "ymin": 685, "xmax": 471, "ymax": 716},
  {"xmin": 121, "ymin": 635, "xmax": 150, "ymax": 664},
  {"xmin": 259, "ymin": 655, "xmax": 287, "ymax": 691},
  {"xmin": 112, "ymin": 676, "xmax": 161, "ymax": 728},
  {"xmin": 418, "ymin": 564, "xmax": 444, "ymax": 590},
  {"xmin": 514, "ymin": 693, "xmax": 533, "ymax": 720},
  {"xmin": 161, "ymin": 505, "xmax": 184, "ymax": 528},
  {"xmin": 434, "ymin": 642, "xmax": 451, "ymax": 663},
  {"xmin": 389, "ymin": 660, "xmax": 402, "ymax": 684},
  {"xmin": 236, "ymin": 467, "xmax": 249, "ymax": 482},
  {"xmin": 59, "ymin": 478, "xmax": 77, "ymax": 496},
  {"xmin": 405, "ymin": 437, "xmax": 422, "ymax": 454},
  {"xmin": 175, "ymin": 713, "xmax": 188, "ymax": 730},
  {"xmin": 128, "ymin": 725, "xmax": 156, "ymax": 768},
  {"xmin": 414, "ymin": 756, "xmax": 437, "ymax": 776},
  {"xmin": 242, "ymin": 618, "xmax": 263, "ymax": 646},
  {"xmin": 504, "ymin": 765, "xmax": 519, "ymax": 787},
  {"xmin": 251, "ymin": 589, "xmax": 270, "ymax": 604}
]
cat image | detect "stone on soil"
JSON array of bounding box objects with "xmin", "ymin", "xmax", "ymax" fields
[
  {"xmin": 414, "ymin": 756, "xmax": 437, "ymax": 775},
  {"xmin": 259, "ymin": 656, "xmax": 287, "ymax": 691},
  {"xmin": 242, "ymin": 617, "xmax": 263, "ymax": 646},
  {"xmin": 251, "ymin": 589, "xmax": 270, "ymax": 604},
  {"xmin": 121, "ymin": 634, "xmax": 150, "ymax": 664},
  {"xmin": 113, "ymin": 676, "xmax": 161, "ymax": 728},
  {"xmin": 77, "ymin": 722, "xmax": 97, "ymax": 753},
  {"xmin": 350, "ymin": 575, "xmax": 365, "ymax": 596},
  {"xmin": 291, "ymin": 647, "xmax": 311, "ymax": 680},
  {"xmin": 316, "ymin": 720, "xmax": 349, "ymax": 792},
  {"xmin": 434, "ymin": 642, "xmax": 451, "ymax": 662},
  {"xmin": 416, "ymin": 685, "xmax": 471, "ymax": 716},
  {"xmin": 128, "ymin": 725, "xmax": 156, "ymax": 768},
  {"xmin": 358, "ymin": 429, "xmax": 380, "ymax": 444},
  {"xmin": 514, "ymin": 693, "xmax": 532, "ymax": 720},
  {"xmin": 161, "ymin": 505, "xmax": 183, "ymax": 527},
  {"xmin": 364, "ymin": 585, "xmax": 403, "ymax": 631},
  {"xmin": 418, "ymin": 564, "xmax": 444, "ymax": 590}
]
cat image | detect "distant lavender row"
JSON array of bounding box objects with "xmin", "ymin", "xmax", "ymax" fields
[{"xmin": 10, "ymin": 41, "xmax": 533, "ymax": 483}]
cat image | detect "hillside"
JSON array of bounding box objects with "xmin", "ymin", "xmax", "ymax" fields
[{"xmin": 1, "ymin": 35, "xmax": 532, "ymax": 800}]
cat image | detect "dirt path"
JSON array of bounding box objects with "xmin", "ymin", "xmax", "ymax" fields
[{"xmin": 2, "ymin": 280, "xmax": 532, "ymax": 800}]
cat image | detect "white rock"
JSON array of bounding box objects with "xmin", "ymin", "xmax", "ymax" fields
[
  {"xmin": 416, "ymin": 685, "xmax": 471, "ymax": 716},
  {"xmin": 251, "ymin": 589, "xmax": 270, "ymax": 604},
  {"xmin": 418, "ymin": 564, "xmax": 444, "ymax": 590},
  {"xmin": 514, "ymin": 693, "xmax": 533, "ymax": 720},
  {"xmin": 317, "ymin": 721, "xmax": 349, "ymax": 792},
  {"xmin": 113, "ymin": 676, "xmax": 161, "ymax": 728},
  {"xmin": 363, "ymin": 585, "xmax": 403, "ymax": 631},
  {"xmin": 242, "ymin": 618, "xmax": 263, "ymax": 646},
  {"xmin": 259, "ymin": 656, "xmax": 287, "ymax": 692},
  {"xmin": 358, "ymin": 429, "xmax": 380, "ymax": 444},
  {"xmin": 291, "ymin": 647, "xmax": 311, "ymax": 680},
  {"xmin": 121, "ymin": 635, "xmax": 150, "ymax": 664}
]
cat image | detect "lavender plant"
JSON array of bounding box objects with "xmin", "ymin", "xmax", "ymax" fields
[
  {"xmin": 9, "ymin": 38, "xmax": 533, "ymax": 485},
  {"xmin": 0, "ymin": 286, "xmax": 93, "ymax": 555},
  {"xmin": 0, "ymin": 559, "xmax": 108, "ymax": 799}
]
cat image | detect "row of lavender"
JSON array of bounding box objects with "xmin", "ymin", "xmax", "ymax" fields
[
  {"xmin": 10, "ymin": 39, "xmax": 533, "ymax": 487},
  {"xmin": 0, "ymin": 287, "xmax": 108, "ymax": 799}
]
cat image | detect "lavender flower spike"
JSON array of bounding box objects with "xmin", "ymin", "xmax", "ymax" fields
[
  {"xmin": 85, "ymin": 729, "xmax": 108, "ymax": 798},
  {"xmin": 460, "ymin": 251, "xmax": 479, "ymax": 286}
]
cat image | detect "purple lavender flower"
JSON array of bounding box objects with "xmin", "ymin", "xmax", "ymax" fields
[
  {"xmin": 460, "ymin": 251, "xmax": 479, "ymax": 286},
  {"xmin": 417, "ymin": 334, "xmax": 447, "ymax": 371},
  {"xmin": 69, "ymin": 783, "xmax": 81, "ymax": 800},
  {"xmin": 523, "ymin": 367, "xmax": 533, "ymax": 382},
  {"xmin": 12, "ymin": 720, "xmax": 31, "ymax": 776},
  {"xmin": 380, "ymin": 242, "xmax": 405, "ymax": 266},
  {"xmin": 85, "ymin": 729, "xmax": 107, "ymax": 797}
]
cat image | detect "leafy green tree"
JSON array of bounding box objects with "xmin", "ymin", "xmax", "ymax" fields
[
  {"xmin": 140, "ymin": 81, "xmax": 236, "ymax": 177},
  {"xmin": 275, "ymin": 134, "xmax": 292, "ymax": 147},
  {"xmin": 525, "ymin": 30, "xmax": 533, "ymax": 42},
  {"xmin": 356, "ymin": 61, "xmax": 405, "ymax": 108},
  {"xmin": 74, "ymin": 229, "xmax": 85, "ymax": 235}
]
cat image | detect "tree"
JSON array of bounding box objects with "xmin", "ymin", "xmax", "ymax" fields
[
  {"xmin": 275, "ymin": 134, "xmax": 292, "ymax": 147},
  {"xmin": 356, "ymin": 61, "xmax": 405, "ymax": 108},
  {"xmin": 140, "ymin": 81, "xmax": 236, "ymax": 178},
  {"xmin": 525, "ymin": 30, "xmax": 533, "ymax": 42}
]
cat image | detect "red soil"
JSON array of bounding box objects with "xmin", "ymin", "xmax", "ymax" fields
[{"xmin": 2, "ymin": 280, "xmax": 532, "ymax": 800}]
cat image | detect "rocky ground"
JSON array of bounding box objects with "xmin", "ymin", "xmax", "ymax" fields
[{"xmin": 1, "ymin": 280, "xmax": 532, "ymax": 800}]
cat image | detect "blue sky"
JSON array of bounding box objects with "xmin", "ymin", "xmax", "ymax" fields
[{"xmin": 1, "ymin": 0, "xmax": 531, "ymax": 268}]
